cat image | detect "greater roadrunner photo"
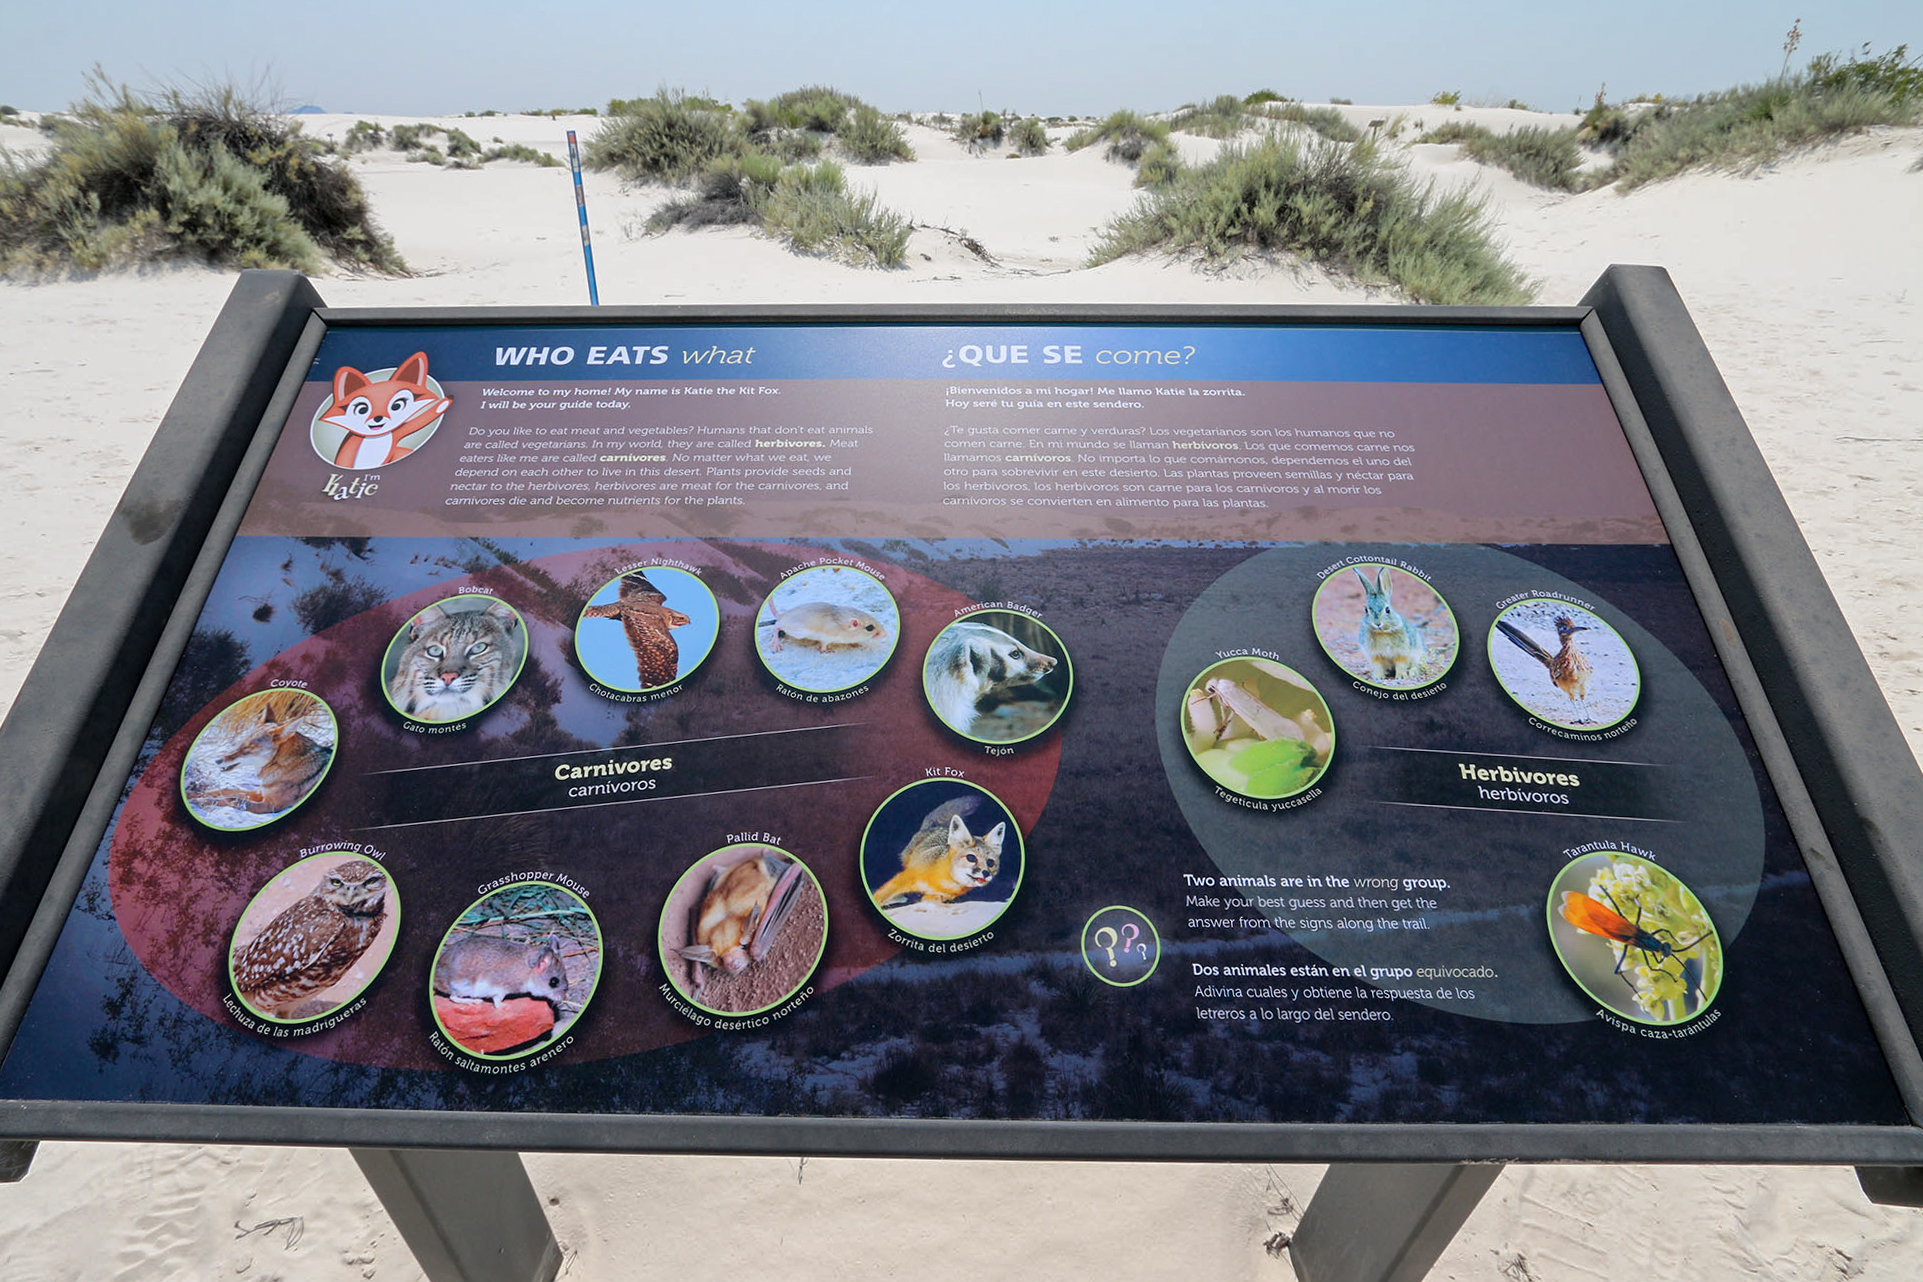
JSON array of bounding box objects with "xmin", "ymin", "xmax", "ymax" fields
[{"xmin": 1496, "ymin": 615, "xmax": 1592, "ymax": 704}]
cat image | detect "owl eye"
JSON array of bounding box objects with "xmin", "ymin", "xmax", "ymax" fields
[{"xmin": 327, "ymin": 876, "xmax": 343, "ymax": 888}]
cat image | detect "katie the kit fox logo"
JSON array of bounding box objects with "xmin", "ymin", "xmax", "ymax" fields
[{"xmin": 310, "ymin": 351, "xmax": 452, "ymax": 470}]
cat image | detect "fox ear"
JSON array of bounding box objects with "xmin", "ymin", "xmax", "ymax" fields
[
  {"xmin": 982, "ymin": 823, "xmax": 1005, "ymax": 854},
  {"xmin": 395, "ymin": 352, "xmax": 431, "ymax": 386},
  {"xmin": 947, "ymin": 813, "xmax": 972, "ymax": 842},
  {"xmin": 332, "ymin": 365, "xmax": 370, "ymax": 404}
]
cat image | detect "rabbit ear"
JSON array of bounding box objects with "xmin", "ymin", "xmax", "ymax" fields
[
  {"xmin": 1377, "ymin": 567, "xmax": 1391, "ymax": 592},
  {"xmin": 1353, "ymin": 567, "xmax": 1372, "ymax": 590}
]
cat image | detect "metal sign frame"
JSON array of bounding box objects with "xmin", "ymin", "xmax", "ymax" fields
[{"xmin": 1, "ymin": 267, "xmax": 1920, "ymax": 1166}]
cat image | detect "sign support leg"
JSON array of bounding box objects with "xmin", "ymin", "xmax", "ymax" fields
[
  {"xmin": 0, "ymin": 1140, "xmax": 35, "ymax": 1182},
  {"xmin": 1288, "ymin": 1162, "xmax": 1503, "ymax": 1282},
  {"xmin": 351, "ymin": 1148, "xmax": 561, "ymax": 1282}
]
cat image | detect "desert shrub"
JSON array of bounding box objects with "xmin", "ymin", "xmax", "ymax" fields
[
  {"xmin": 342, "ymin": 120, "xmax": 384, "ymax": 152},
  {"xmin": 765, "ymin": 130, "xmax": 823, "ymax": 161},
  {"xmin": 955, "ymin": 110, "xmax": 1004, "ymax": 151},
  {"xmin": 586, "ymin": 89, "xmax": 738, "ymax": 183},
  {"xmin": 1134, "ymin": 137, "xmax": 1183, "ymax": 188},
  {"xmin": 388, "ymin": 122, "xmax": 433, "ymax": 151},
  {"xmin": 1065, "ymin": 110, "xmax": 1170, "ymax": 164},
  {"xmin": 1243, "ymin": 89, "xmax": 1288, "ymax": 107},
  {"xmin": 442, "ymin": 126, "xmax": 482, "ymax": 162},
  {"xmin": 404, "ymin": 146, "xmax": 445, "ymax": 166},
  {"xmin": 0, "ymin": 105, "xmax": 18, "ymax": 118},
  {"xmin": 1421, "ymin": 121, "xmax": 1580, "ymax": 189},
  {"xmin": 1431, "ymin": 90, "xmax": 1462, "ymax": 106},
  {"xmin": 839, "ymin": 103, "xmax": 913, "ymax": 163},
  {"xmin": 1172, "ymin": 94, "xmax": 1249, "ymax": 138},
  {"xmin": 1416, "ymin": 120, "xmax": 1488, "ymax": 145},
  {"xmin": 1090, "ymin": 133, "xmax": 1534, "ymax": 305},
  {"xmin": 481, "ymin": 142, "xmax": 562, "ymax": 167},
  {"xmin": 0, "ymin": 80, "xmax": 402, "ymax": 275},
  {"xmin": 758, "ymin": 159, "xmax": 909, "ymax": 267},
  {"xmin": 1263, "ymin": 102, "xmax": 1363, "ymax": 142},
  {"xmin": 1602, "ymin": 48, "xmax": 1923, "ymax": 190},
  {"xmin": 1009, "ymin": 116, "xmax": 1050, "ymax": 155},
  {"xmin": 773, "ymin": 85, "xmax": 860, "ymax": 132},
  {"xmin": 646, "ymin": 151, "xmax": 783, "ymax": 229}
]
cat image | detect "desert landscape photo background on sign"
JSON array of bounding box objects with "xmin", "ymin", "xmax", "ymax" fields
[{"xmin": 2, "ymin": 6, "xmax": 1922, "ymax": 1278}]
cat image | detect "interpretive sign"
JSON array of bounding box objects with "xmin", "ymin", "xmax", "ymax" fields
[{"xmin": 2, "ymin": 269, "xmax": 1920, "ymax": 1164}]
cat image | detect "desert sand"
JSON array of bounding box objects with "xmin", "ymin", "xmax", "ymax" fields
[{"xmin": 2, "ymin": 105, "xmax": 1922, "ymax": 1278}]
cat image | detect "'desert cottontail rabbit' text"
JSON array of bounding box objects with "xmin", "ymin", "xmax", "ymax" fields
[{"xmin": 1355, "ymin": 566, "xmax": 1427, "ymax": 682}]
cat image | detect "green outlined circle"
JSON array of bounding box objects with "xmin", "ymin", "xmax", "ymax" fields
[
  {"xmin": 754, "ymin": 564, "xmax": 900, "ymax": 694},
  {"xmin": 1081, "ymin": 906, "xmax": 1161, "ymax": 987},
  {"xmin": 1488, "ymin": 598, "xmax": 1641, "ymax": 732},
  {"xmin": 1547, "ymin": 851, "xmax": 1722, "ymax": 1026},
  {"xmin": 574, "ymin": 566, "xmax": 720, "ymax": 695},
  {"xmin": 180, "ymin": 688, "xmax": 338, "ymax": 831},
  {"xmin": 308, "ymin": 361, "xmax": 449, "ymax": 470},
  {"xmin": 228, "ymin": 851, "xmax": 398, "ymax": 1025},
  {"xmin": 381, "ymin": 593, "xmax": 529, "ymax": 725},
  {"xmin": 1180, "ymin": 657, "xmax": 1334, "ymax": 801},
  {"xmin": 921, "ymin": 610, "xmax": 1074, "ymax": 745},
  {"xmin": 860, "ymin": 778, "xmax": 1024, "ymax": 942},
  {"xmin": 658, "ymin": 844, "xmax": 829, "ymax": 1019},
  {"xmin": 428, "ymin": 880, "xmax": 602, "ymax": 1062},
  {"xmin": 1311, "ymin": 562, "xmax": 1459, "ymax": 692}
]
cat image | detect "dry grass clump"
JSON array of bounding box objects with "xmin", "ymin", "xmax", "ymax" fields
[
  {"xmin": 1171, "ymin": 95, "xmax": 1250, "ymax": 139},
  {"xmin": 1091, "ymin": 133, "xmax": 1533, "ymax": 305},
  {"xmin": 1260, "ymin": 102, "xmax": 1364, "ymax": 143},
  {"xmin": 0, "ymin": 80, "xmax": 403, "ymax": 275},
  {"xmin": 955, "ymin": 111, "xmax": 1005, "ymax": 152},
  {"xmin": 586, "ymin": 89, "xmax": 738, "ymax": 182},
  {"xmin": 1009, "ymin": 116, "xmax": 1050, "ymax": 156}
]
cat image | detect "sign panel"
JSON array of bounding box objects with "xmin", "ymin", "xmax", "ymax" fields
[{"xmin": 0, "ymin": 318, "xmax": 1906, "ymax": 1132}]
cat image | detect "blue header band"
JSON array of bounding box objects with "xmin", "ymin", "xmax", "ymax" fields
[{"xmin": 310, "ymin": 323, "xmax": 1600, "ymax": 385}]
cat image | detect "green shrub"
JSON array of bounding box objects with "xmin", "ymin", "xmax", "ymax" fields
[
  {"xmin": 404, "ymin": 146, "xmax": 445, "ymax": 166},
  {"xmin": 443, "ymin": 126, "xmax": 483, "ymax": 161},
  {"xmin": 1134, "ymin": 138, "xmax": 1183, "ymax": 188},
  {"xmin": 1806, "ymin": 43, "xmax": 1922, "ymax": 99},
  {"xmin": 1421, "ymin": 121, "xmax": 1581, "ymax": 189},
  {"xmin": 1089, "ymin": 133, "xmax": 1533, "ymax": 305},
  {"xmin": 342, "ymin": 120, "xmax": 384, "ymax": 152},
  {"xmin": 1065, "ymin": 110, "xmax": 1171, "ymax": 164},
  {"xmin": 1009, "ymin": 116, "xmax": 1049, "ymax": 155},
  {"xmin": 648, "ymin": 152, "xmax": 783, "ymax": 229},
  {"xmin": 758, "ymin": 159, "xmax": 909, "ymax": 267},
  {"xmin": 956, "ymin": 110, "xmax": 1004, "ymax": 151},
  {"xmin": 1602, "ymin": 52, "xmax": 1923, "ymax": 190},
  {"xmin": 0, "ymin": 80, "xmax": 402, "ymax": 275},
  {"xmin": 1431, "ymin": 90, "xmax": 1462, "ymax": 106},
  {"xmin": 840, "ymin": 103, "xmax": 913, "ymax": 163},
  {"xmin": 0, "ymin": 105, "xmax": 19, "ymax": 118},
  {"xmin": 481, "ymin": 142, "xmax": 563, "ymax": 167},
  {"xmin": 1172, "ymin": 95, "xmax": 1249, "ymax": 138},
  {"xmin": 1243, "ymin": 89, "xmax": 1288, "ymax": 108},
  {"xmin": 587, "ymin": 89, "xmax": 739, "ymax": 183},
  {"xmin": 1264, "ymin": 102, "xmax": 1363, "ymax": 142},
  {"xmin": 389, "ymin": 123, "xmax": 433, "ymax": 151}
]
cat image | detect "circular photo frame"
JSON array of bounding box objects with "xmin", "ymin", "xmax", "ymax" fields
[
  {"xmin": 1180, "ymin": 657, "xmax": 1334, "ymax": 800},
  {"xmin": 382, "ymin": 594, "xmax": 528, "ymax": 725},
  {"xmin": 574, "ymin": 567, "xmax": 720, "ymax": 695},
  {"xmin": 1081, "ymin": 905, "xmax": 1161, "ymax": 987},
  {"xmin": 309, "ymin": 351, "xmax": 451, "ymax": 471},
  {"xmin": 228, "ymin": 853, "xmax": 399, "ymax": 1025},
  {"xmin": 1312, "ymin": 563, "xmax": 1459, "ymax": 691},
  {"xmin": 861, "ymin": 779, "xmax": 1024, "ymax": 941},
  {"xmin": 754, "ymin": 565, "xmax": 899, "ymax": 694},
  {"xmin": 658, "ymin": 844, "xmax": 827, "ymax": 1018},
  {"xmin": 430, "ymin": 880, "xmax": 602, "ymax": 1061},
  {"xmin": 1547, "ymin": 852, "xmax": 1722, "ymax": 1025},
  {"xmin": 181, "ymin": 689, "xmax": 338, "ymax": 831},
  {"xmin": 1488, "ymin": 599, "xmax": 1640, "ymax": 731},
  {"xmin": 922, "ymin": 611, "xmax": 1073, "ymax": 744}
]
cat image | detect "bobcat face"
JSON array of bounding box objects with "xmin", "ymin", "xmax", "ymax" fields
[{"xmin": 388, "ymin": 600, "xmax": 523, "ymax": 722}]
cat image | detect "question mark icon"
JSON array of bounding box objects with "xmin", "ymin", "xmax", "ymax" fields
[
  {"xmin": 1184, "ymin": 345, "xmax": 1196, "ymax": 364},
  {"xmin": 1094, "ymin": 926, "xmax": 1119, "ymax": 967}
]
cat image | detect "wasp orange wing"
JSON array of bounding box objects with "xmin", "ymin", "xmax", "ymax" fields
[{"xmin": 1560, "ymin": 891, "xmax": 1637, "ymax": 943}]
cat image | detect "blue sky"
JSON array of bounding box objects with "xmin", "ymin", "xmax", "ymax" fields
[{"xmin": 3, "ymin": 2, "xmax": 1915, "ymax": 118}]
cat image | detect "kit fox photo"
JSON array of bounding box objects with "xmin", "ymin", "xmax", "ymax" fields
[{"xmin": 872, "ymin": 799, "xmax": 1005, "ymax": 909}]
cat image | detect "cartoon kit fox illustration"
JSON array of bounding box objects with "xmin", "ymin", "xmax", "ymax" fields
[
  {"xmin": 871, "ymin": 799, "xmax": 1007, "ymax": 909},
  {"xmin": 320, "ymin": 352, "xmax": 451, "ymax": 470}
]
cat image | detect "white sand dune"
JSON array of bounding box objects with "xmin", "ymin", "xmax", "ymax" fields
[{"xmin": 3, "ymin": 106, "xmax": 1922, "ymax": 1278}]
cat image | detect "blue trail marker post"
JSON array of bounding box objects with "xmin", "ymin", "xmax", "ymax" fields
[{"xmin": 565, "ymin": 130, "xmax": 600, "ymax": 306}]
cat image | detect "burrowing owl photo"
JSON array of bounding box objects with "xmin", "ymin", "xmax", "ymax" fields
[{"xmin": 230, "ymin": 857, "xmax": 396, "ymax": 1021}]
